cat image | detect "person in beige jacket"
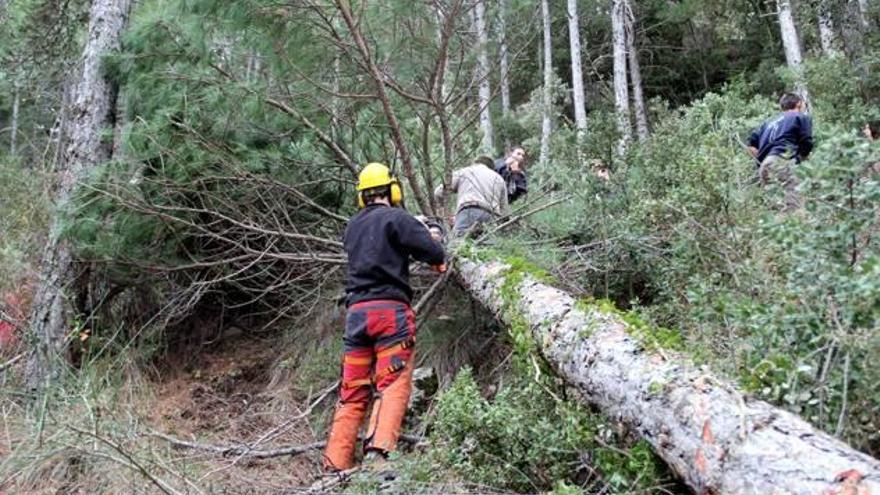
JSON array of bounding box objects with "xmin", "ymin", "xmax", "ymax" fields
[{"xmin": 434, "ymin": 156, "xmax": 510, "ymax": 237}]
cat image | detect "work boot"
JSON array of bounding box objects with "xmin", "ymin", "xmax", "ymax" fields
[{"xmin": 363, "ymin": 449, "xmax": 397, "ymax": 481}]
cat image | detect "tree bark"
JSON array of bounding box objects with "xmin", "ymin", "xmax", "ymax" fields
[
  {"xmin": 777, "ymin": 0, "xmax": 811, "ymax": 106},
  {"xmin": 818, "ymin": 0, "xmax": 841, "ymax": 56},
  {"xmin": 566, "ymin": 0, "xmax": 587, "ymax": 141},
  {"xmin": 457, "ymin": 258, "xmax": 880, "ymax": 495},
  {"xmin": 539, "ymin": 0, "xmax": 553, "ymax": 166},
  {"xmin": 474, "ymin": 0, "xmax": 494, "ymax": 155},
  {"xmin": 498, "ymin": 0, "xmax": 511, "ymax": 118},
  {"xmin": 858, "ymin": 0, "xmax": 870, "ymax": 29},
  {"xmin": 25, "ymin": 0, "xmax": 132, "ymax": 389},
  {"xmin": 611, "ymin": 0, "xmax": 631, "ymax": 156},
  {"xmin": 625, "ymin": 1, "xmax": 648, "ymax": 142},
  {"xmin": 10, "ymin": 82, "xmax": 20, "ymax": 156}
]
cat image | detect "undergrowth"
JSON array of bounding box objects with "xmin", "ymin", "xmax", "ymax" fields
[{"xmin": 398, "ymin": 365, "xmax": 669, "ymax": 494}]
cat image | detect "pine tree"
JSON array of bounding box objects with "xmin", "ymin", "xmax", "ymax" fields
[
  {"xmin": 817, "ymin": 0, "xmax": 841, "ymax": 57},
  {"xmin": 26, "ymin": 0, "xmax": 132, "ymax": 388},
  {"xmin": 776, "ymin": 0, "xmax": 810, "ymax": 106},
  {"xmin": 612, "ymin": 0, "xmax": 631, "ymax": 155},
  {"xmin": 625, "ymin": 0, "xmax": 648, "ymax": 142},
  {"xmin": 567, "ymin": 0, "xmax": 587, "ymax": 142},
  {"xmin": 539, "ymin": 0, "xmax": 553, "ymax": 166},
  {"xmin": 474, "ymin": 0, "xmax": 494, "ymax": 154},
  {"xmin": 498, "ymin": 0, "xmax": 511, "ymax": 117}
]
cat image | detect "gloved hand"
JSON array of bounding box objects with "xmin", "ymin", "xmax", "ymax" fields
[{"xmin": 413, "ymin": 216, "xmax": 448, "ymax": 273}]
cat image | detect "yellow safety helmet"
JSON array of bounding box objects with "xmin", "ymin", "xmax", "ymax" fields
[{"xmin": 356, "ymin": 162, "xmax": 403, "ymax": 207}]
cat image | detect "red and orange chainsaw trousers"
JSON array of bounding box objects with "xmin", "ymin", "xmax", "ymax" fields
[{"xmin": 323, "ymin": 299, "xmax": 416, "ymax": 471}]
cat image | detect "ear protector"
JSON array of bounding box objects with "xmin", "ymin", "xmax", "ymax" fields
[{"xmin": 357, "ymin": 178, "xmax": 403, "ymax": 208}]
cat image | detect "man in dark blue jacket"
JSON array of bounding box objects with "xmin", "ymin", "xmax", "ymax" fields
[
  {"xmin": 324, "ymin": 163, "xmax": 445, "ymax": 472},
  {"xmin": 747, "ymin": 93, "xmax": 813, "ymax": 211},
  {"xmin": 494, "ymin": 145, "xmax": 528, "ymax": 203}
]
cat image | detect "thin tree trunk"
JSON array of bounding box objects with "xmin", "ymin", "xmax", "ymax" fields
[
  {"xmin": 818, "ymin": 0, "xmax": 841, "ymax": 56},
  {"xmin": 457, "ymin": 257, "xmax": 880, "ymax": 495},
  {"xmin": 498, "ymin": 0, "xmax": 511, "ymax": 117},
  {"xmin": 26, "ymin": 0, "xmax": 132, "ymax": 389},
  {"xmin": 111, "ymin": 88, "xmax": 126, "ymax": 159},
  {"xmin": 10, "ymin": 83, "xmax": 20, "ymax": 156},
  {"xmin": 432, "ymin": 3, "xmax": 451, "ymax": 103},
  {"xmin": 474, "ymin": 0, "xmax": 494, "ymax": 155},
  {"xmin": 858, "ymin": 0, "xmax": 870, "ymax": 28},
  {"xmin": 567, "ymin": 0, "xmax": 587, "ymax": 142},
  {"xmin": 334, "ymin": 0, "xmax": 433, "ymax": 215},
  {"xmin": 777, "ymin": 0, "xmax": 811, "ymax": 106},
  {"xmin": 625, "ymin": 1, "xmax": 648, "ymax": 142},
  {"xmin": 539, "ymin": 0, "xmax": 553, "ymax": 166},
  {"xmin": 429, "ymin": 0, "xmax": 462, "ymax": 216},
  {"xmin": 331, "ymin": 54, "xmax": 341, "ymax": 142},
  {"xmin": 611, "ymin": 0, "xmax": 631, "ymax": 155},
  {"xmin": 50, "ymin": 82, "xmax": 73, "ymax": 172}
]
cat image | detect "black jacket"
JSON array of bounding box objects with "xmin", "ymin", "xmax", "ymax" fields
[
  {"xmin": 748, "ymin": 111, "xmax": 814, "ymax": 164},
  {"xmin": 494, "ymin": 158, "xmax": 528, "ymax": 203},
  {"xmin": 344, "ymin": 204, "xmax": 445, "ymax": 306}
]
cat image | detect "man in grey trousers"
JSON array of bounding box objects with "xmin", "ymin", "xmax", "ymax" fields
[{"xmin": 434, "ymin": 156, "xmax": 510, "ymax": 237}]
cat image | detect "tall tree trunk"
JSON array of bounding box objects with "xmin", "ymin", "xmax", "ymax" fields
[
  {"xmin": 474, "ymin": 0, "xmax": 494, "ymax": 155},
  {"xmin": 777, "ymin": 0, "xmax": 811, "ymax": 106},
  {"xmin": 25, "ymin": 0, "xmax": 132, "ymax": 389},
  {"xmin": 498, "ymin": 0, "xmax": 511, "ymax": 118},
  {"xmin": 858, "ymin": 0, "xmax": 870, "ymax": 28},
  {"xmin": 818, "ymin": 0, "xmax": 841, "ymax": 56},
  {"xmin": 625, "ymin": 0, "xmax": 648, "ymax": 142},
  {"xmin": 457, "ymin": 257, "xmax": 880, "ymax": 495},
  {"xmin": 539, "ymin": 0, "xmax": 553, "ymax": 166},
  {"xmin": 611, "ymin": 0, "xmax": 631, "ymax": 155},
  {"xmin": 10, "ymin": 82, "xmax": 20, "ymax": 156},
  {"xmin": 566, "ymin": 0, "xmax": 587, "ymax": 142}
]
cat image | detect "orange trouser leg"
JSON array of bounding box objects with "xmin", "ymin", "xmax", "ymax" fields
[
  {"xmin": 323, "ymin": 399, "xmax": 368, "ymax": 470},
  {"xmin": 323, "ymin": 346, "xmax": 373, "ymax": 471},
  {"xmin": 365, "ymin": 359, "xmax": 415, "ymax": 454}
]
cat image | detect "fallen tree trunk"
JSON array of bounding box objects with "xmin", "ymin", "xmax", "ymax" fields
[{"xmin": 457, "ymin": 258, "xmax": 880, "ymax": 494}]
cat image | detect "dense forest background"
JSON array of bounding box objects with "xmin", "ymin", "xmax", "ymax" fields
[{"xmin": 1, "ymin": 0, "xmax": 880, "ymax": 493}]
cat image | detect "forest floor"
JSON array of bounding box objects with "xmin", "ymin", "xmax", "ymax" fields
[
  {"xmin": 0, "ymin": 326, "xmax": 341, "ymax": 494},
  {"xmin": 142, "ymin": 330, "xmax": 332, "ymax": 493},
  {"xmin": 0, "ymin": 285, "xmax": 512, "ymax": 494}
]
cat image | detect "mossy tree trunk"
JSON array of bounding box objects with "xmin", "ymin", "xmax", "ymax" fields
[{"xmin": 457, "ymin": 257, "xmax": 880, "ymax": 494}]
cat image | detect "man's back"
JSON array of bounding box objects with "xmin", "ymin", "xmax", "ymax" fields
[
  {"xmin": 441, "ymin": 164, "xmax": 509, "ymax": 216},
  {"xmin": 749, "ymin": 110, "xmax": 813, "ymax": 164},
  {"xmin": 343, "ymin": 204, "xmax": 444, "ymax": 306}
]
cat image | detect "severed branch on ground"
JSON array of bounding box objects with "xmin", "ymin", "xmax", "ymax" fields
[
  {"xmin": 149, "ymin": 430, "xmax": 426, "ymax": 460},
  {"xmin": 0, "ymin": 352, "xmax": 24, "ymax": 373}
]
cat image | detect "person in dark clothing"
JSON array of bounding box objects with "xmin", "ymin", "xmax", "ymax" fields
[
  {"xmin": 747, "ymin": 93, "xmax": 813, "ymax": 211},
  {"xmin": 494, "ymin": 145, "xmax": 528, "ymax": 203},
  {"xmin": 324, "ymin": 163, "xmax": 445, "ymax": 472}
]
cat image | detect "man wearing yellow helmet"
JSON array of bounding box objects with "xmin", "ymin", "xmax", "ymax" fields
[{"xmin": 323, "ymin": 163, "xmax": 445, "ymax": 472}]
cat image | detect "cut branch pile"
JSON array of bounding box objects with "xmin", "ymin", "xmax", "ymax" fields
[{"xmin": 457, "ymin": 257, "xmax": 880, "ymax": 494}]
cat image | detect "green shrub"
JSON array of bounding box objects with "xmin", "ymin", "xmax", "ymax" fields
[{"xmin": 423, "ymin": 367, "xmax": 667, "ymax": 493}]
